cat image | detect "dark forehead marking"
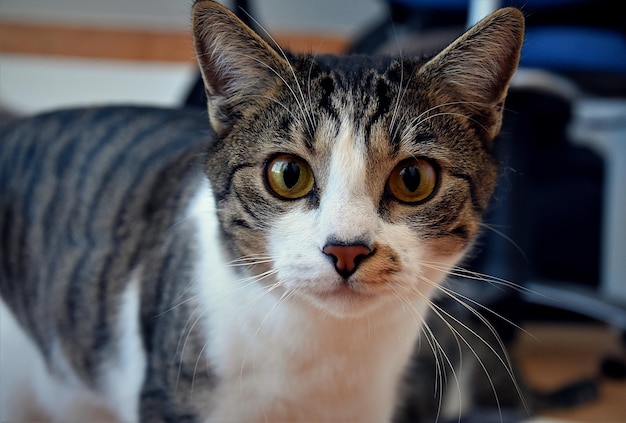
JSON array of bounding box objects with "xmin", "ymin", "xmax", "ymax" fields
[
  {"xmin": 312, "ymin": 54, "xmax": 398, "ymax": 76},
  {"xmin": 295, "ymin": 54, "xmax": 427, "ymax": 155}
]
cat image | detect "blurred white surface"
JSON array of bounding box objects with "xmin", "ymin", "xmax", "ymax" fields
[
  {"xmin": 0, "ymin": 0, "xmax": 382, "ymax": 115},
  {"xmin": 0, "ymin": 0, "xmax": 383, "ymax": 35},
  {"xmin": 0, "ymin": 54, "xmax": 197, "ymax": 115}
]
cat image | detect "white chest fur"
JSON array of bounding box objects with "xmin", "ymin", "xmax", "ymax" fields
[{"xmin": 188, "ymin": 181, "xmax": 425, "ymax": 422}]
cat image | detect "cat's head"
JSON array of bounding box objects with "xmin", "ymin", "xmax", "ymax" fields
[{"xmin": 192, "ymin": 0, "xmax": 524, "ymax": 318}]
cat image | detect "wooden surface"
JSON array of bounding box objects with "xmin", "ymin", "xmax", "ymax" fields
[
  {"xmin": 515, "ymin": 324, "xmax": 626, "ymax": 422},
  {"xmin": 0, "ymin": 21, "xmax": 349, "ymax": 62}
]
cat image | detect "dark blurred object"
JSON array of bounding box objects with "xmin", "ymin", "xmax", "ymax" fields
[
  {"xmin": 601, "ymin": 356, "xmax": 626, "ymax": 380},
  {"xmin": 350, "ymin": 0, "xmax": 626, "ymax": 96}
]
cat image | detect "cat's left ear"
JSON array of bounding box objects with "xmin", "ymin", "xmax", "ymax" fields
[
  {"xmin": 418, "ymin": 7, "xmax": 524, "ymax": 142},
  {"xmin": 192, "ymin": 0, "xmax": 290, "ymax": 136}
]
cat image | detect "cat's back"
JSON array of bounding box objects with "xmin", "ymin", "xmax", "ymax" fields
[
  {"xmin": 0, "ymin": 106, "xmax": 211, "ymax": 205},
  {"xmin": 0, "ymin": 105, "xmax": 211, "ymax": 343}
]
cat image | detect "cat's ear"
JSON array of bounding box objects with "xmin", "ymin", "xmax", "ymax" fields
[
  {"xmin": 418, "ymin": 7, "xmax": 524, "ymax": 142},
  {"xmin": 192, "ymin": 0, "xmax": 289, "ymax": 136}
]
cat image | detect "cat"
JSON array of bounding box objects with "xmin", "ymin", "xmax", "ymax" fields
[{"xmin": 0, "ymin": 1, "xmax": 524, "ymax": 421}]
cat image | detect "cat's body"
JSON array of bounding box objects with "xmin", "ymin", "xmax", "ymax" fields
[
  {"xmin": 0, "ymin": 1, "xmax": 524, "ymax": 421},
  {"xmin": 0, "ymin": 107, "xmax": 210, "ymax": 421}
]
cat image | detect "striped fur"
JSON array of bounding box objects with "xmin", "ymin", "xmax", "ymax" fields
[
  {"xmin": 0, "ymin": 107, "xmax": 214, "ymax": 421},
  {"xmin": 0, "ymin": 1, "xmax": 524, "ymax": 421}
]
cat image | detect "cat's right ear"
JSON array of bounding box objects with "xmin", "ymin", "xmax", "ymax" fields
[
  {"xmin": 192, "ymin": 0, "xmax": 289, "ymax": 136},
  {"xmin": 417, "ymin": 7, "xmax": 524, "ymax": 143}
]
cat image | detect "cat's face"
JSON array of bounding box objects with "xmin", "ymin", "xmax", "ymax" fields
[{"xmin": 193, "ymin": 1, "xmax": 524, "ymax": 318}]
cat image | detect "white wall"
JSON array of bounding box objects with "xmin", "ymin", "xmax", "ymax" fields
[
  {"xmin": 0, "ymin": 0, "xmax": 383, "ymax": 115},
  {"xmin": 0, "ymin": 0, "xmax": 383, "ymax": 34}
]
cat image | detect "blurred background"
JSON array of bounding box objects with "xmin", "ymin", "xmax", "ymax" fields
[
  {"xmin": 0, "ymin": 0, "xmax": 383, "ymax": 114},
  {"xmin": 1, "ymin": 0, "xmax": 625, "ymax": 421}
]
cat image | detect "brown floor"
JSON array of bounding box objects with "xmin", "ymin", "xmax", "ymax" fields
[{"xmin": 514, "ymin": 324, "xmax": 626, "ymax": 423}]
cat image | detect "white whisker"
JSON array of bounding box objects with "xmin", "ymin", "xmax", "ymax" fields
[
  {"xmin": 176, "ymin": 306, "xmax": 206, "ymax": 394},
  {"xmin": 421, "ymin": 260, "xmax": 542, "ymax": 298},
  {"xmin": 156, "ymin": 293, "xmax": 198, "ymax": 318},
  {"xmin": 399, "ymin": 100, "xmax": 490, "ymax": 140},
  {"xmin": 387, "ymin": 283, "xmax": 463, "ymax": 422},
  {"xmin": 478, "ymin": 222, "xmax": 529, "ymax": 262},
  {"xmin": 416, "ymin": 273, "xmax": 531, "ymax": 417},
  {"xmin": 407, "ymin": 111, "xmax": 487, "ymax": 135}
]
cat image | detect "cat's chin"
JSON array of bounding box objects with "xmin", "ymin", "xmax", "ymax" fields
[{"xmin": 300, "ymin": 284, "xmax": 392, "ymax": 319}]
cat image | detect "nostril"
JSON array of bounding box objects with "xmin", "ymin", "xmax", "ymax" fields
[{"xmin": 322, "ymin": 244, "xmax": 373, "ymax": 278}]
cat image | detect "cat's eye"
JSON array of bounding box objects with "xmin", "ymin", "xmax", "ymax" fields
[
  {"xmin": 387, "ymin": 158, "xmax": 438, "ymax": 204},
  {"xmin": 266, "ymin": 154, "xmax": 315, "ymax": 200}
]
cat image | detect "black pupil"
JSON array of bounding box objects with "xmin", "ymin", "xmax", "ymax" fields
[
  {"xmin": 283, "ymin": 161, "xmax": 301, "ymax": 189},
  {"xmin": 401, "ymin": 165, "xmax": 421, "ymax": 192}
]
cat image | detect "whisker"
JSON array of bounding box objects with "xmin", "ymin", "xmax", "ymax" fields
[
  {"xmin": 156, "ymin": 293, "xmax": 198, "ymax": 318},
  {"xmin": 239, "ymin": 282, "xmax": 296, "ymax": 396},
  {"xmin": 415, "ymin": 285, "xmax": 504, "ymax": 421},
  {"xmin": 384, "ymin": 2, "xmax": 414, "ymax": 143},
  {"xmin": 244, "ymin": 94, "xmax": 300, "ymax": 122},
  {"xmin": 388, "ymin": 50, "xmax": 404, "ymax": 139},
  {"xmin": 438, "ymin": 281, "xmax": 534, "ymax": 340},
  {"xmin": 306, "ymin": 58, "xmax": 317, "ymax": 132},
  {"xmin": 405, "ymin": 101, "xmax": 473, "ymax": 127},
  {"xmin": 226, "ymin": 257, "xmax": 275, "ymax": 268},
  {"xmin": 407, "ymin": 111, "xmax": 487, "ymax": 136},
  {"xmin": 478, "ymin": 222, "xmax": 529, "ymax": 262},
  {"xmin": 421, "ymin": 261, "xmax": 542, "ymax": 298},
  {"xmin": 191, "ymin": 337, "xmax": 210, "ymax": 400},
  {"xmin": 416, "ymin": 274, "xmax": 531, "ymax": 417},
  {"xmin": 399, "ymin": 100, "xmax": 490, "ymax": 140},
  {"xmin": 176, "ymin": 306, "xmax": 206, "ymax": 393},
  {"xmin": 388, "ymin": 285, "xmax": 459, "ymax": 422}
]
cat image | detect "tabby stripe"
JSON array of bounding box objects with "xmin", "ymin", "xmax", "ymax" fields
[
  {"xmin": 450, "ymin": 171, "xmax": 484, "ymax": 213},
  {"xmin": 0, "ymin": 123, "xmax": 29, "ymax": 284},
  {"xmin": 8, "ymin": 129, "xmax": 42, "ymax": 286},
  {"xmin": 135, "ymin": 168, "xmax": 198, "ymax": 352},
  {"xmin": 42, "ymin": 111, "xmax": 131, "ymax": 358},
  {"xmin": 64, "ymin": 112, "xmax": 157, "ymax": 328},
  {"xmin": 55, "ymin": 110, "xmax": 137, "ymax": 297},
  {"xmin": 45, "ymin": 108, "xmax": 134, "ymax": 248},
  {"xmin": 212, "ymin": 163, "xmax": 256, "ymax": 202},
  {"xmin": 84, "ymin": 119, "xmax": 170, "ymax": 243},
  {"xmin": 0, "ymin": 209, "xmax": 15, "ymax": 294},
  {"xmin": 91, "ymin": 140, "xmax": 202, "ymax": 365},
  {"xmin": 317, "ymin": 75, "xmax": 340, "ymax": 126},
  {"xmin": 234, "ymin": 188, "xmax": 272, "ymax": 228},
  {"xmin": 14, "ymin": 116, "xmax": 73, "ymax": 351},
  {"xmin": 59, "ymin": 114, "xmax": 183, "ymax": 377}
]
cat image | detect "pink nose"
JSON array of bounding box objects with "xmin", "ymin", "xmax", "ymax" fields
[{"xmin": 322, "ymin": 244, "xmax": 373, "ymax": 278}]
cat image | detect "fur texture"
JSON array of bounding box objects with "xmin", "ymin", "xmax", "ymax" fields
[{"xmin": 0, "ymin": 1, "xmax": 524, "ymax": 421}]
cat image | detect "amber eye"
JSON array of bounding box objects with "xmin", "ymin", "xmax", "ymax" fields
[
  {"xmin": 266, "ymin": 154, "xmax": 314, "ymax": 200},
  {"xmin": 387, "ymin": 158, "xmax": 438, "ymax": 204}
]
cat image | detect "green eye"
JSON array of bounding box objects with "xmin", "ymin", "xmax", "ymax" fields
[
  {"xmin": 387, "ymin": 158, "xmax": 438, "ymax": 204},
  {"xmin": 266, "ymin": 154, "xmax": 314, "ymax": 199}
]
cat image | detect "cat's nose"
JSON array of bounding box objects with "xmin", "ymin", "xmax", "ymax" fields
[{"xmin": 322, "ymin": 243, "xmax": 373, "ymax": 279}]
